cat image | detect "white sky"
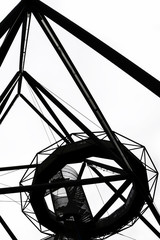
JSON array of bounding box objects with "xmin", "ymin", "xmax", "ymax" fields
[{"xmin": 0, "ymin": 0, "xmax": 160, "ymax": 239}]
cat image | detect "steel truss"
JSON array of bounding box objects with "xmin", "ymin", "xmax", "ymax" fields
[
  {"xmin": 0, "ymin": 0, "xmax": 160, "ymax": 239},
  {"xmin": 19, "ymin": 131, "xmax": 159, "ymax": 239}
]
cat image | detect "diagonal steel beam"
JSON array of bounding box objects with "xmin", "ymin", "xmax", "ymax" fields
[
  {"xmin": 0, "ymin": 216, "xmax": 18, "ymax": 240},
  {"xmin": 86, "ymin": 159, "xmax": 125, "ymax": 174},
  {"xmin": 34, "ymin": 0, "xmax": 160, "ymax": 98},
  {"xmin": 25, "ymin": 75, "xmax": 73, "ymax": 143},
  {"xmin": 0, "ymin": 84, "xmax": 17, "ymax": 115},
  {"xmin": 89, "ymin": 165, "xmax": 126, "ymax": 202},
  {"xmin": 0, "ymin": 7, "xmax": 26, "ymax": 66},
  {"xmin": 93, "ymin": 179, "xmax": 131, "ymax": 222},
  {"xmin": 20, "ymin": 93, "xmax": 67, "ymax": 142},
  {"xmin": 31, "ymin": 12, "xmax": 133, "ymax": 172},
  {"xmin": 0, "ymin": 94, "xmax": 19, "ymax": 124},
  {"xmin": 0, "ymin": 72, "xmax": 20, "ymax": 103},
  {"xmin": 23, "ymin": 71, "xmax": 98, "ymax": 142},
  {"xmin": 0, "ymin": 73, "xmax": 21, "ymax": 116},
  {"xmin": 0, "ymin": 1, "xmax": 24, "ymax": 38}
]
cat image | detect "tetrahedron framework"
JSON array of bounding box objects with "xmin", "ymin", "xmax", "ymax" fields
[{"xmin": 0, "ymin": 1, "xmax": 160, "ymax": 240}]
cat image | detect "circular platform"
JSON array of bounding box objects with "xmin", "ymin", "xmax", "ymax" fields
[{"xmin": 29, "ymin": 137, "xmax": 149, "ymax": 239}]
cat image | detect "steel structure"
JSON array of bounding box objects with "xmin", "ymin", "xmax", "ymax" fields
[{"xmin": 0, "ymin": 0, "xmax": 160, "ymax": 239}]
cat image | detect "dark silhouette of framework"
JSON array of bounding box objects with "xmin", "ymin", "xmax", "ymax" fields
[{"xmin": 0, "ymin": 0, "xmax": 160, "ymax": 239}]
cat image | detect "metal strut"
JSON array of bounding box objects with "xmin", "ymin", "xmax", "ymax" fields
[
  {"xmin": 33, "ymin": 11, "xmax": 133, "ymax": 172},
  {"xmin": 0, "ymin": 216, "xmax": 18, "ymax": 240},
  {"xmin": 34, "ymin": 0, "xmax": 160, "ymax": 98}
]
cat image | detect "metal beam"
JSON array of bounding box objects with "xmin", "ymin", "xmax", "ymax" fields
[
  {"xmin": 0, "ymin": 216, "xmax": 18, "ymax": 240},
  {"xmin": 0, "ymin": 1, "xmax": 24, "ymax": 38},
  {"xmin": 0, "ymin": 72, "xmax": 20, "ymax": 103},
  {"xmin": 19, "ymin": 12, "xmax": 31, "ymax": 72},
  {"xmin": 20, "ymin": 93, "xmax": 67, "ymax": 142},
  {"xmin": 34, "ymin": 0, "xmax": 160, "ymax": 98},
  {"xmin": 0, "ymin": 94, "xmax": 19, "ymax": 124},
  {"xmin": 139, "ymin": 214, "xmax": 160, "ymax": 238},
  {"xmin": 91, "ymin": 166, "xmax": 160, "ymax": 238},
  {"xmin": 23, "ymin": 71, "xmax": 98, "ymax": 142},
  {"xmin": 93, "ymin": 180, "xmax": 131, "ymax": 222},
  {"xmin": 86, "ymin": 159, "xmax": 125, "ymax": 174},
  {"xmin": 0, "ymin": 164, "xmax": 38, "ymax": 172},
  {"xmin": 90, "ymin": 165, "xmax": 126, "ymax": 202},
  {"xmin": 0, "ymin": 73, "xmax": 20, "ymax": 116},
  {"xmin": 0, "ymin": 8, "xmax": 26, "ymax": 66},
  {"xmin": 0, "ymin": 84, "xmax": 17, "ymax": 115},
  {"xmin": 33, "ymin": 12, "xmax": 133, "ymax": 173},
  {"xmin": 26, "ymin": 76, "xmax": 73, "ymax": 143},
  {"xmin": 0, "ymin": 174, "xmax": 129, "ymax": 194}
]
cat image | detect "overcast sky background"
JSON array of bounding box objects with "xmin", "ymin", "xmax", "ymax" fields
[{"xmin": 0, "ymin": 0, "xmax": 160, "ymax": 239}]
